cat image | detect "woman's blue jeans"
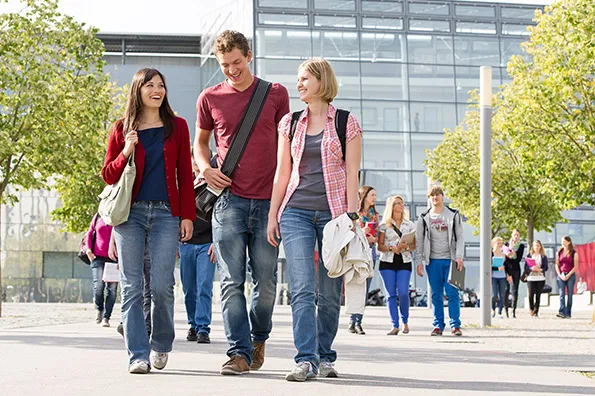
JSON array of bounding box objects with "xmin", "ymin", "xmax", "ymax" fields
[
  {"xmin": 492, "ymin": 276, "xmax": 508, "ymax": 314},
  {"xmin": 280, "ymin": 207, "xmax": 342, "ymax": 369},
  {"xmin": 90, "ymin": 258, "xmax": 118, "ymax": 319},
  {"xmin": 115, "ymin": 201, "xmax": 179, "ymax": 365},
  {"xmin": 380, "ymin": 268, "xmax": 411, "ymax": 327},
  {"xmin": 557, "ymin": 273, "xmax": 576, "ymax": 317}
]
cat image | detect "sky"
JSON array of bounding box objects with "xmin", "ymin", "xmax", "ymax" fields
[{"xmin": 1, "ymin": 0, "xmax": 555, "ymax": 35}]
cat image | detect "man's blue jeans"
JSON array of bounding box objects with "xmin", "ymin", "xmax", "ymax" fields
[
  {"xmin": 90, "ymin": 258, "xmax": 118, "ymax": 319},
  {"xmin": 212, "ymin": 191, "xmax": 278, "ymax": 364},
  {"xmin": 280, "ymin": 207, "xmax": 342, "ymax": 368},
  {"xmin": 427, "ymin": 259, "xmax": 461, "ymax": 331},
  {"xmin": 557, "ymin": 273, "xmax": 576, "ymax": 317},
  {"xmin": 115, "ymin": 201, "xmax": 179, "ymax": 365},
  {"xmin": 380, "ymin": 269, "xmax": 411, "ymax": 327},
  {"xmin": 179, "ymin": 242, "xmax": 215, "ymax": 334}
]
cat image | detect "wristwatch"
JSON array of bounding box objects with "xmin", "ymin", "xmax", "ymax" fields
[{"xmin": 346, "ymin": 212, "xmax": 359, "ymax": 220}]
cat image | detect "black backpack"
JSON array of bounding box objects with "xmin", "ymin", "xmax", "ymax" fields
[{"xmin": 289, "ymin": 109, "xmax": 350, "ymax": 160}]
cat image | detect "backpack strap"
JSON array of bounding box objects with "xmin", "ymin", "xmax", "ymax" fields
[
  {"xmin": 288, "ymin": 110, "xmax": 304, "ymax": 142},
  {"xmin": 335, "ymin": 109, "xmax": 349, "ymax": 160}
]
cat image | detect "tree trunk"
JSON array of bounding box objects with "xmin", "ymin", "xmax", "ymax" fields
[{"xmin": 527, "ymin": 218, "xmax": 535, "ymax": 249}]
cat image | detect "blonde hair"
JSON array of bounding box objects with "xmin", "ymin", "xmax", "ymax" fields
[
  {"xmin": 382, "ymin": 195, "xmax": 409, "ymax": 225},
  {"xmin": 531, "ymin": 240, "xmax": 545, "ymax": 256},
  {"xmin": 298, "ymin": 58, "xmax": 338, "ymax": 103},
  {"xmin": 491, "ymin": 237, "xmax": 503, "ymax": 249}
]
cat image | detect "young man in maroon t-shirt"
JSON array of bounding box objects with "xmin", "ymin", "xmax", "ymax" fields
[{"xmin": 194, "ymin": 30, "xmax": 290, "ymax": 376}]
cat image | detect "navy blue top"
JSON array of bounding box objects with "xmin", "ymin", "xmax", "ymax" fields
[{"xmin": 135, "ymin": 126, "xmax": 169, "ymax": 202}]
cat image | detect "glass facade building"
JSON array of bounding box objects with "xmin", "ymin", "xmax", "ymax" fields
[{"xmin": 4, "ymin": 0, "xmax": 593, "ymax": 304}]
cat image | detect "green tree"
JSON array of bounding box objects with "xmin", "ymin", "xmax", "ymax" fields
[
  {"xmin": 0, "ymin": 0, "xmax": 121, "ymax": 315},
  {"xmin": 426, "ymin": 91, "xmax": 565, "ymax": 247},
  {"xmin": 506, "ymin": 0, "xmax": 595, "ymax": 208}
]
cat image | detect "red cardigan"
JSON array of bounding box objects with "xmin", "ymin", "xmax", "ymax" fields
[{"xmin": 101, "ymin": 117, "xmax": 196, "ymax": 221}]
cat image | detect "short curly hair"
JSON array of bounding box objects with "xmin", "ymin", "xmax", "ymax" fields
[{"xmin": 214, "ymin": 30, "xmax": 250, "ymax": 56}]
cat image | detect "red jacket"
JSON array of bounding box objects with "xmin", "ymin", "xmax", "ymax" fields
[{"xmin": 101, "ymin": 117, "xmax": 196, "ymax": 221}]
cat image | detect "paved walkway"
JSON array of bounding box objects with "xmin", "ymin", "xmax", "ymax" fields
[{"xmin": 0, "ymin": 303, "xmax": 594, "ymax": 396}]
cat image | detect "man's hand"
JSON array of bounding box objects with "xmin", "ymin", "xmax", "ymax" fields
[
  {"xmin": 416, "ymin": 264, "xmax": 424, "ymax": 277},
  {"xmin": 180, "ymin": 219, "xmax": 193, "ymax": 242},
  {"xmin": 208, "ymin": 244, "xmax": 216, "ymax": 263},
  {"xmin": 203, "ymin": 168, "xmax": 232, "ymax": 191},
  {"xmin": 456, "ymin": 258, "xmax": 464, "ymax": 271}
]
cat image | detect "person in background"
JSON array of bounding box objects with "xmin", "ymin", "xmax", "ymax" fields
[
  {"xmin": 377, "ymin": 195, "xmax": 415, "ymax": 335},
  {"xmin": 491, "ymin": 237, "xmax": 508, "ymax": 319},
  {"xmin": 86, "ymin": 213, "xmax": 118, "ymax": 328},
  {"xmin": 555, "ymin": 235, "xmax": 578, "ymax": 319},
  {"xmin": 576, "ymin": 277, "xmax": 587, "ymax": 295},
  {"xmin": 102, "ymin": 68, "xmax": 195, "ymax": 374},
  {"xmin": 526, "ymin": 240, "xmax": 548, "ymax": 318},
  {"xmin": 348, "ymin": 185, "xmax": 378, "ymax": 335},
  {"xmin": 503, "ymin": 229, "xmax": 525, "ymax": 318},
  {"xmin": 267, "ymin": 58, "xmax": 362, "ymax": 381},
  {"xmin": 179, "ymin": 156, "xmax": 217, "ymax": 344}
]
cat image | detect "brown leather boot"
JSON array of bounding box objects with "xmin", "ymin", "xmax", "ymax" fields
[
  {"xmin": 220, "ymin": 355, "xmax": 250, "ymax": 375},
  {"xmin": 250, "ymin": 341, "xmax": 265, "ymax": 370}
]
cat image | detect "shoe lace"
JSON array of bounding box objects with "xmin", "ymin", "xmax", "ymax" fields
[{"xmin": 296, "ymin": 362, "xmax": 311, "ymax": 371}]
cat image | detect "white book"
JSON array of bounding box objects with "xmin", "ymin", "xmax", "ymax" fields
[{"xmin": 102, "ymin": 262, "xmax": 120, "ymax": 283}]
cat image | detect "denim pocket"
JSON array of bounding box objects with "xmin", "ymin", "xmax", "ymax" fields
[{"xmin": 215, "ymin": 190, "xmax": 230, "ymax": 213}]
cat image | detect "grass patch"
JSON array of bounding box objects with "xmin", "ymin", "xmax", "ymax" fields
[{"xmin": 577, "ymin": 371, "xmax": 595, "ymax": 380}]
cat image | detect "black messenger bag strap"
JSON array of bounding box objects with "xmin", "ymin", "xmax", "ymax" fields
[{"xmin": 219, "ymin": 79, "xmax": 272, "ymax": 177}]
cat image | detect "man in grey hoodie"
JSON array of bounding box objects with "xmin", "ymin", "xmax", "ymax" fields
[{"xmin": 415, "ymin": 186, "xmax": 464, "ymax": 336}]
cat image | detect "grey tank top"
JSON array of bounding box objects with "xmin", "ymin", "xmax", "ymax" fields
[{"xmin": 286, "ymin": 130, "xmax": 330, "ymax": 211}]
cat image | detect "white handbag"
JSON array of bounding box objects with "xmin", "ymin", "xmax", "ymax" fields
[{"xmin": 98, "ymin": 150, "xmax": 136, "ymax": 226}]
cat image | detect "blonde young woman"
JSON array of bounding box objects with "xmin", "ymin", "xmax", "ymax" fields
[
  {"xmin": 491, "ymin": 237, "xmax": 507, "ymax": 319},
  {"xmin": 377, "ymin": 196, "xmax": 415, "ymax": 335},
  {"xmin": 525, "ymin": 240, "xmax": 548, "ymax": 318},
  {"xmin": 267, "ymin": 58, "xmax": 361, "ymax": 382}
]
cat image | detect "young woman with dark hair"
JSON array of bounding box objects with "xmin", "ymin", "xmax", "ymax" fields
[
  {"xmin": 102, "ymin": 68, "xmax": 196, "ymax": 374},
  {"xmin": 526, "ymin": 240, "xmax": 548, "ymax": 318},
  {"xmin": 556, "ymin": 235, "xmax": 579, "ymax": 319}
]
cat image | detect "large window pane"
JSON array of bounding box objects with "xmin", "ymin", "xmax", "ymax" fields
[
  {"xmin": 412, "ymin": 171, "xmax": 428, "ymax": 201},
  {"xmin": 332, "ymin": 99, "xmax": 362, "ymax": 123},
  {"xmin": 409, "ymin": 19, "xmax": 450, "ymax": 33},
  {"xmin": 360, "ymin": 33, "xmax": 406, "ymax": 62},
  {"xmin": 362, "ymin": 17, "xmax": 403, "ymax": 31},
  {"xmin": 255, "ymin": 58, "xmax": 304, "ymax": 96},
  {"xmin": 331, "ymin": 61, "xmax": 361, "ymax": 99},
  {"xmin": 456, "ymin": 22, "xmax": 496, "ymax": 35},
  {"xmin": 315, "ymin": 15, "xmax": 357, "ymax": 29},
  {"xmin": 454, "ymin": 36, "xmax": 500, "ymax": 66},
  {"xmin": 501, "ymin": 7, "xmax": 536, "ymax": 20},
  {"xmin": 362, "ymin": 0, "xmax": 403, "ymax": 13},
  {"xmin": 409, "ymin": 2, "xmax": 450, "ymax": 16},
  {"xmin": 455, "ymin": 4, "xmax": 495, "ymax": 18},
  {"xmin": 258, "ymin": 13, "xmax": 308, "ymax": 27},
  {"xmin": 362, "ymin": 170, "xmax": 412, "ymax": 202},
  {"xmin": 313, "ymin": 31, "xmax": 359, "ymax": 60},
  {"xmin": 315, "ymin": 0, "xmax": 355, "ymax": 11},
  {"xmin": 258, "ymin": 0, "xmax": 307, "ymax": 9},
  {"xmin": 457, "ymin": 103, "xmax": 476, "ymax": 126},
  {"xmin": 500, "ymin": 38, "xmax": 528, "ymax": 65},
  {"xmin": 363, "ymin": 132, "xmax": 409, "ymax": 170},
  {"xmin": 409, "ymin": 64, "xmax": 455, "ymax": 102},
  {"xmin": 360, "ymin": 100, "xmax": 409, "ymax": 132},
  {"xmin": 361, "ymin": 62, "xmax": 407, "ymax": 101},
  {"xmin": 455, "ymin": 66, "xmax": 502, "ymax": 103},
  {"xmin": 411, "ymin": 133, "xmax": 444, "ymax": 170},
  {"xmin": 502, "ymin": 23, "xmax": 531, "ymax": 36},
  {"xmin": 407, "ymin": 35, "xmax": 454, "ymax": 64},
  {"xmin": 256, "ymin": 29, "xmax": 312, "ymax": 58},
  {"xmin": 410, "ymin": 102, "xmax": 457, "ymax": 133}
]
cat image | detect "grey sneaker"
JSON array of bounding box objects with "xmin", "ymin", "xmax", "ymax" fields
[
  {"xmin": 95, "ymin": 310, "xmax": 103, "ymax": 324},
  {"xmin": 285, "ymin": 361, "xmax": 316, "ymax": 382},
  {"xmin": 319, "ymin": 362, "xmax": 338, "ymax": 378},
  {"xmin": 150, "ymin": 351, "xmax": 168, "ymax": 370},
  {"xmin": 101, "ymin": 318, "xmax": 110, "ymax": 328},
  {"xmin": 129, "ymin": 360, "xmax": 150, "ymax": 374}
]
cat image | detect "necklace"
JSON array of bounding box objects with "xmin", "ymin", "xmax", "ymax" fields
[{"xmin": 139, "ymin": 117, "xmax": 162, "ymax": 125}]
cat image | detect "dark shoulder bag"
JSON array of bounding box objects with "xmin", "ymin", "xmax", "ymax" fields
[
  {"xmin": 195, "ymin": 79, "xmax": 272, "ymax": 221},
  {"xmin": 77, "ymin": 214, "xmax": 99, "ymax": 265}
]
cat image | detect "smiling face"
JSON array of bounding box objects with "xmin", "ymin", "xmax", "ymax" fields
[
  {"xmin": 392, "ymin": 197, "xmax": 404, "ymax": 218},
  {"xmin": 216, "ymin": 48, "xmax": 253, "ymax": 89},
  {"xmin": 429, "ymin": 192, "xmax": 444, "ymax": 207},
  {"xmin": 365, "ymin": 189, "xmax": 377, "ymax": 207},
  {"xmin": 140, "ymin": 74, "xmax": 166, "ymax": 110},
  {"xmin": 297, "ymin": 67, "xmax": 321, "ymax": 104},
  {"xmin": 511, "ymin": 229, "xmax": 520, "ymax": 243}
]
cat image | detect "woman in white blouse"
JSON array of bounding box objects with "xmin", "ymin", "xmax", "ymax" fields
[
  {"xmin": 525, "ymin": 240, "xmax": 548, "ymax": 318},
  {"xmin": 377, "ymin": 195, "xmax": 416, "ymax": 335}
]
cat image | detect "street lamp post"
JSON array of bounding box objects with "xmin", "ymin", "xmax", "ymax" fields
[{"xmin": 480, "ymin": 66, "xmax": 492, "ymax": 327}]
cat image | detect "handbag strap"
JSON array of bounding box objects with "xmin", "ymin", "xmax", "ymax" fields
[{"xmin": 220, "ymin": 79, "xmax": 272, "ymax": 177}]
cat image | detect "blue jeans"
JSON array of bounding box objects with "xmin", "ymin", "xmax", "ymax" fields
[
  {"xmin": 427, "ymin": 259, "xmax": 461, "ymax": 330},
  {"xmin": 179, "ymin": 242, "xmax": 215, "ymax": 334},
  {"xmin": 90, "ymin": 258, "xmax": 118, "ymax": 319},
  {"xmin": 280, "ymin": 207, "xmax": 342, "ymax": 368},
  {"xmin": 491, "ymin": 276, "xmax": 508, "ymax": 314},
  {"xmin": 557, "ymin": 273, "xmax": 576, "ymax": 317},
  {"xmin": 212, "ymin": 190, "xmax": 278, "ymax": 364},
  {"xmin": 380, "ymin": 268, "xmax": 411, "ymax": 327},
  {"xmin": 115, "ymin": 201, "xmax": 179, "ymax": 365}
]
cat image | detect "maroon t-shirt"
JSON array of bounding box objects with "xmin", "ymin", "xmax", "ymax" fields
[{"xmin": 197, "ymin": 77, "xmax": 290, "ymax": 200}]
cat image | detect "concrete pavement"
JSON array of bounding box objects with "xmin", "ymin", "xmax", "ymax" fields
[{"xmin": 0, "ymin": 303, "xmax": 594, "ymax": 396}]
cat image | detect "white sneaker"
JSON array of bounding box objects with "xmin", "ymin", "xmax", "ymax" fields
[
  {"xmin": 319, "ymin": 362, "xmax": 339, "ymax": 378},
  {"xmin": 285, "ymin": 361, "xmax": 316, "ymax": 382},
  {"xmin": 129, "ymin": 360, "xmax": 150, "ymax": 374},
  {"xmin": 498, "ymin": 314, "xmax": 504, "ymax": 319},
  {"xmin": 102, "ymin": 318, "xmax": 110, "ymax": 328},
  {"xmin": 150, "ymin": 351, "xmax": 169, "ymax": 370}
]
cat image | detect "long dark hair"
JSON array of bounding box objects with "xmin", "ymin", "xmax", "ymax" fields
[
  {"xmin": 358, "ymin": 185, "xmax": 376, "ymax": 215},
  {"xmin": 122, "ymin": 68, "xmax": 176, "ymax": 138},
  {"xmin": 560, "ymin": 235, "xmax": 575, "ymax": 256}
]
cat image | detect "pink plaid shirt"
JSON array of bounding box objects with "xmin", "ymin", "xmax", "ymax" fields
[{"xmin": 276, "ymin": 104, "xmax": 362, "ymax": 221}]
